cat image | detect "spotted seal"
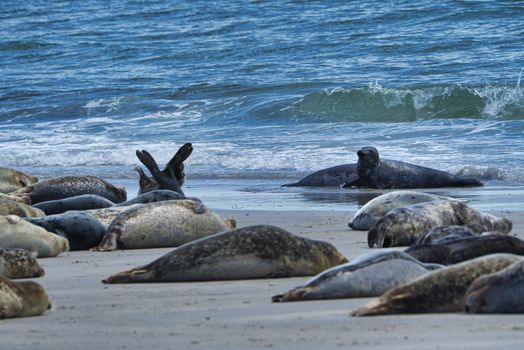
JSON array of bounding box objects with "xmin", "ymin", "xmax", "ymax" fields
[
  {"xmin": 416, "ymin": 225, "xmax": 477, "ymax": 245},
  {"xmin": 103, "ymin": 224, "xmax": 348, "ymax": 283},
  {"xmin": 0, "ymin": 197, "xmax": 45, "ymax": 217},
  {"xmin": 351, "ymin": 253, "xmax": 522, "ymax": 316},
  {"xmin": 282, "ymin": 163, "xmax": 358, "ymax": 187},
  {"xmin": 0, "ymin": 215, "xmax": 69, "ymax": 258},
  {"xmin": 405, "ymin": 235, "xmax": 524, "ymax": 265},
  {"xmin": 0, "ymin": 167, "xmax": 38, "ymax": 194},
  {"xmin": 25, "ymin": 212, "xmax": 107, "ymax": 251},
  {"xmin": 84, "ymin": 205, "xmax": 143, "ymax": 226},
  {"xmin": 0, "ymin": 248, "xmax": 45, "ymax": 279},
  {"xmin": 0, "ymin": 192, "xmax": 31, "ymax": 205},
  {"xmin": 343, "ymin": 146, "xmax": 483, "ymax": 189},
  {"xmin": 94, "ymin": 199, "xmax": 235, "ymax": 251},
  {"xmin": 348, "ymin": 191, "xmax": 465, "ymax": 230},
  {"xmin": 368, "ymin": 200, "xmax": 512, "ymax": 248},
  {"xmin": 272, "ymin": 250, "xmax": 443, "ymax": 302},
  {"xmin": 0, "ymin": 274, "xmax": 51, "ymax": 319},
  {"xmin": 33, "ymin": 194, "xmax": 115, "ymax": 215},
  {"xmin": 465, "ymin": 260, "xmax": 524, "ymax": 313},
  {"xmin": 135, "ymin": 143, "xmax": 192, "ymax": 195},
  {"xmin": 12, "ymin": 175, "xmax": 127, "ymax": 204}
]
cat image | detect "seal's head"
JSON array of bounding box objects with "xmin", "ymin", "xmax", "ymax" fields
[{"xmin": 357, "ymin": 146, "xmax": 380, "ymax": 167}]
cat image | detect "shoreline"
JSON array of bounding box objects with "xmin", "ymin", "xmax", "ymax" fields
[{"xmin": 2, "ymin": 208, "xmax": 524, "ymax": 349}]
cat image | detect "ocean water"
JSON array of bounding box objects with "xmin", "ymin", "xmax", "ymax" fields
[{"xmin": 1, "ymin": 1, "xmax": 523, "ymax": 211}]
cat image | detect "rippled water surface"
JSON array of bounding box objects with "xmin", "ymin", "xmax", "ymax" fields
[{"xmin": 1, "ymin": 1, "xmax": 523, "ymax": 209}]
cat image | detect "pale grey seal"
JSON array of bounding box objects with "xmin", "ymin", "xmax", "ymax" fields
[
  {"xmin": 103, "ymin": 225, "xmax": 348, "ymax": 283},
  {"xmin": 0, "ymin": 197, "xmax": 45, "ymax": 217},
  {"xmin": 0, "ymin": 167, "xmax": 38, "ymax": 193},
  {"xmin": 272, "ymin": 250, "xmax": 443, "ymax": 302}
]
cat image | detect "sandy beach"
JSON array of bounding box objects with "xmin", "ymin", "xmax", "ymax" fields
[{"xmin": 2, "ymin": 208, "xmax": 524, "ymax": 349}]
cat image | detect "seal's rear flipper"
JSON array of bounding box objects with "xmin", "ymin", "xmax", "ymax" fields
[
  {"xmin": 281, "ymin": 182, "xmax": 300, "ymax": 187},
  {"xmin": 103, "ymin": 267, "xmax": 155, "ymax": 284},
  {"xmin": 137, "ymin": 150, "xmax": 185, "ymax": 195},
  {"xmin": 164, "ymin": 143, "xmax": 193, "ymax": 176},
  {"xmin": 342, "ymin": 179, "xmax": 361, "ymax": 188},
  {"xmin": 350, "ymin": 297, "xmax": 392, "ymax": 317}
]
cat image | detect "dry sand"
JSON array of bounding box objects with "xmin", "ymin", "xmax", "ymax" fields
[{"xmin": 2, "ymin": 209, "xmax": 524, "ymax": 349}]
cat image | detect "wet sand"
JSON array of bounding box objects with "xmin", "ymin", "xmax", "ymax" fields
[{"xmin": 2, "ymin": 209, "xmax": 524, "ymax": 349}]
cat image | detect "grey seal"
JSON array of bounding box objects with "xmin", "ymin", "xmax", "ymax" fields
[
  {"xmin": 282, "ymin": 163, "xmax": 358, "ymax": 187},
  {"xmin": 0, "ymin": 197, "xmax": 45, "ymax": 217},
  {"xmin": 348, "ymin": 190, "xmax": 465, "ymax": 230},
  {"xmin": 33, "ymin": 194, "xmax": 115, "ymax": 215},
  {"xmin": 84, "ymin": 205, "xmax": 143, "ymax": 226},
  {"xmin": 272, "ymin": 250, "xmax": 443, "ymax": 302},
  {"xmin": 351, "ymin": 253, "xmax": 522, "ymax": 316},
  {"xmin": 94, "ymin": 200, "xmax": 235, "ymax": 251},
  {"xmin": 25, "ymin": 212, "xmax": 107, "ymax": 251},
  {"xmin": 405, "ymin": 235, "xmax": 524, "ymax": 265},
  {"xmin": 368, "ymin": 200, "xmax": 512, "ymax": 247},
  {"xmin": 416, "ymin": 225, "xmax": 477, "ymax": 245},
  {"xmin": 116, "ymin": 190, "xmax": 191, "ymax": 206},
  {"xmin": 465, "ymin": 260, "xmax": 524, "ymax": 314},
  {"xmin": 343, "ymin": 146, "xmax": 483, "ymax": 189},
  {"xmin": 0, "ymin": 167, "xmax": 38, "ymax": 193},
  {"xmin": 12, "ymin": 175, "xmax": 127, "ymax": 204},
  {"xmin": 103, "ymin": 224, "xmax": 348, "ymax": 283},
  {"xmin": 0, "ymin": 248, "xmax": 45, "ymax": 279},
  {"xmin": 0, "ymin": 274, "xmax": 51, "ymax": 319},
  {"xmin": 0, "ymin": 215, "xmax": 69, "ymax": 258}
]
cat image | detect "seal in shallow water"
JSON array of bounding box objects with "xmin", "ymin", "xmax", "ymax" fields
[
  {"xmin": 367, "ymin": 200, "xmax": 512, "ymax": 248},
  {"xmin": 25, "ymin": 211, "xmax": 107, "ymax": 251},
  {"xmin": 12, "ymin": 175, "xmax": 127, "ymax": 204},
  {"xmin": 282, "ymin": 163, "xmax": 358, "ymax": 187},
  {"xmin": 343, "ymin": 146, "xmax": 483, "ymax": 189},
  {"xmin": 0, "ymin": 215, "xmax": 69, "ymax": 258},
  {"xmin": 272, "ymin": 250, "xmax": 443, "ymax": 302},
  {"xmin": 350, "ymin": 253, "xmax": 522, "ymax": 316},
  {"xmin": 103, "ymin": 224, "xmax": 348, "ymax": 283},
  {"xmin": 465, "ymin": 259, "xmax": 524, "ymax": 314},
  {"xmin": 33, "ymin": 194, "xmax": 115, "ymax": 215},
  {"xmin": 405, "ymin": 235, "xmax": 524, "ymax": 265},
  {"xmin": 0, "ymin": 274, "xmax": 51, "ymax": 319},
  {"xmin": 0, "ymin": 248, "xmax": 45, "ymax": 279},
  {"xmin": 348, "ymin": 190, "xmax": 465, "ymax": 230},
  {"xmin": 94, "ymin": 199, "xmax": 235, "ymax": 251},
  {"xmin": 0, "ymin": 167, "xmax": 38, "ymax": 194}
]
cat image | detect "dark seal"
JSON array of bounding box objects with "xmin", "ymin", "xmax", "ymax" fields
[
  {"xmin": 343, "ymin": 146, "xmax": 483, "ymax": 189},
  {"xmin": 25, "ymin": 211, "xmax": 107, "ymax": 251},
  {"xmin": 33, "ymin": 194, "xmax": 115, "ymax": 215},
  {"xmin": 282, "ymin": 164, "xmax": 358, "ymax": 187},
  {"xmin": 13, "ymin": 175, "xmax": 127, "ymax": 204},
  {"xmin": 405, "ymin": 235, "xmax": 524, "ymax": 265},
  {"xmin": 136, "ymin": 150, "xmax": 185, "ymax": 195}
]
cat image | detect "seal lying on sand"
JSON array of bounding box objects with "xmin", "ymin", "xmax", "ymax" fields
[
  {"xmin": 282, "ymin": 164, "xmax": 358, "ymax": 187},
  {"xmin": 0, "ymin": 215, "xmax": 69, "ymax": 258},
  {"xmin": 84, "ymin": 205, "xmax": 142, "ymax": 227},
  {"xmin": 103, "ymin": 224, "xmax": 348, "ymax": 283},
  {"xmin": 405, "ymin": 235, "xmax": 524, "ymax": 265},
  {"xmin": 0, "ymin": 197, "xmax": 45, "ymax": 217},
  {"xmin": 348, "ymin": 191, "xmax": 465, "ymax": 230},
  {"xmin": 0, "ymin": 248, "xmax": 45, "ymax": 279},
  {"xmin": 25, "ymin": 212, "xmax": 107, "ymax": 251},
  {"xmin": 12, "ymin": 175, "xmax": 127, "ymax": 204},
  {"xmin": 272, "ymin": 250, "xmax": 442, "ymax": 302},
  {"xmin": 351, "ymin": 253, "xmax": 522, "ymax": 316},
  {"xmin": 343, "ymin": 146, "xmax": 483, "ymax": 189},
  {"xmin": 367, "ymin": 200, "xmax": 512, "ymax": 247},
  {"xmin": 416, "ymin": 225, "xmax": 477, "ymax": 245},
  {"xmin": 0, "ymin": 193, "xmax": 31, "ymax": 204},
  {"xmin": 0, "ymin": 167, "xmax": 38, "ymax": 193},
  {"xmin": 465, "ymin": 260, "xmax": 524, "ymax": 314},
  {"xmin": 33, "ymin": 194, "xmax": 115, "ymax": 215},
  {"xmin": 94, "ymin": 200, "xmax": 235, "ymax": 251},
  {"xmin": 0, "ymin": 275, "xmax": 51, "ymax": 319}
]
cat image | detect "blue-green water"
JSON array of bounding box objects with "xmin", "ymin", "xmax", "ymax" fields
[{"xmin": 1, "ymin": 1, "xmax": 523, "ymax": 210}]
